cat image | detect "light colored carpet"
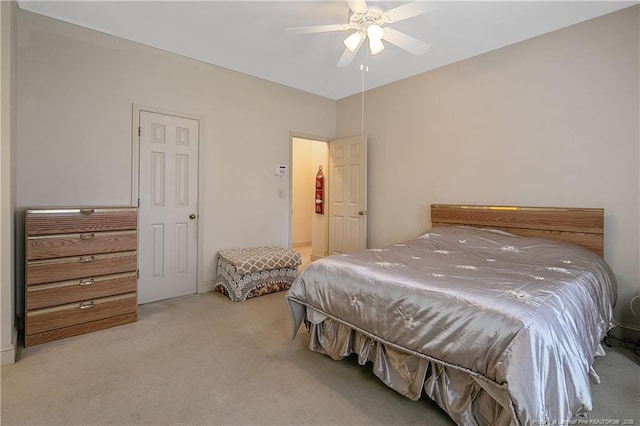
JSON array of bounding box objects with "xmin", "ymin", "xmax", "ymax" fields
[{"xmin": 1, "ymin": 291, "xmax": 639, "ymax": 425}]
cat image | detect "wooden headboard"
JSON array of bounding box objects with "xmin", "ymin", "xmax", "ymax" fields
[{"xmin": 430, "ymin": 204, "xmax": 604, "ymax": 257}]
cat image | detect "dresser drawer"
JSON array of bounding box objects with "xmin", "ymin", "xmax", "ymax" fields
[
  {"xmin": 26, "ymin": 251, "xmax": 137, "ymax": 285},
  {"xmin": 26, "ymin": 208, "xmax": 137, "ymax": 236},
  {"xmin": 27, "ymin": 272, "xmax": 137, "ymax": 310},
  {"xmin": 26, "ymin": 293, "xmax": 137, "ymax": 335},
  {"xmin": 27, "ymin": 230, "xmax": 137, "ymax": 261}
]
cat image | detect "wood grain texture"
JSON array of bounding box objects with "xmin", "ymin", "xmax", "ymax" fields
[
  {"xmin": 27, "ymin": 230, "xmax": 137, "ymax": 260},
  {"xmin": 27, "ymin": 272, "xmax": 137, "ymax": 310},
  {"xmin": 431, "ymin": 204, "xmax": 604, "ymax": 256},
  {"xmin": 24, "ymin": 313, "xmax": 137, "ymax": 347},
  {"xmin": 24, "ymin": 207, "xmax": 138, "ymax": 347},
  {"xmin": 26, "ymin": 251, "xmax": 137, "ymax": 286},
  {"xmin": 26, "ymin": 208, "xmax": 137, "ymax": 235},
  {"xmin": 26, "ymin": 293, "xmax": 137, "ymax": 335}
]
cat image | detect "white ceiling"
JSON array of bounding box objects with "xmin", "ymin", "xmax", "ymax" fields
[{"xmin": 17, "ymin": 1, "xmax": 637, "ymax": 100}]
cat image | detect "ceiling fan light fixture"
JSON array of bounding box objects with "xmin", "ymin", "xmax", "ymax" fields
[
  {"xmin": 344, "ymin": 31, "xmax": 363, "ymax": 52},
  {"xmin": 366, "ymin": 24, "xmax": 385, "ymax": 55},
  {"xmin": 366, "ymin": 24, "xmax": 384, "ymax": 42},
  {"xmin": 369, "ymin": 37, "xmax": 384, "ymax": 55}
]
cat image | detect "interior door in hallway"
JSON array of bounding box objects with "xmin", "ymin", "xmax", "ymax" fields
[
  {"xmin": 138, "ymin": 110, "xmax": 199, "ymax": 304},
  {"xmin": 328, "ymin": 135, "xmax": 367, "ymax": 254}
]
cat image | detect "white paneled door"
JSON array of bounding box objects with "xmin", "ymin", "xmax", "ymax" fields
[
  {"xmin": 328, "ymin": 136, "xmax": 367, "ymax": 254},
  {"xmin": 138, "ymin": 111, "xmax": 199, "ymax": 304}
]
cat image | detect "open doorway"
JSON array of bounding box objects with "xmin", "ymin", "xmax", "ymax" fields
[{"xmin": 291, "ymin": 137, "xmax": 328, "ymax": 271}]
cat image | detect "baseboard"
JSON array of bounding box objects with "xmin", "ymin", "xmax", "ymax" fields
[
  {"xmin": 198, "ymin": 280, "xmax": 214, "ymax": 294},
  {"xmin": 608, "ymin": 323, "xmax": 640, "ymax": 341},
  {"xmin": 293, "ymin": 241, "xmax": 311, "ymax": 248},
  {"xmin": 618, "ymin": 323, "xmax": 640, "ymax": 333},
  {"xmin": 310, "ymin": 254, "xmax": 325, "ymax": 261},
  {"xmin": 1, "ymin": 327, "xmax": 17, "ymax": 365}
]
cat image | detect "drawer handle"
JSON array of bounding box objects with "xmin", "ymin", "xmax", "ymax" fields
[
  {"xmin": 80, "ymin": 208, "xmax": 95, "ymax": 215},
  {"xmin": 79, "ymin": 279, "xmax": 95, "ymax": 286},
  {"xmin": 80, "ymin": 233, "xmax": 95, "ymax": 240},
  {"xmin": 79, "ymin": 256, "xmax": 94, "ymax": 263},
  {"xmin": 79, "ymin": 301, "xmax": 95, "ymax": 310}
]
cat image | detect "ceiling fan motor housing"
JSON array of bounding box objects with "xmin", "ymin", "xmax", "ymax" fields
[{"xmin": 348, "ymin": 7, "xmax": 389, "ymax": 33}]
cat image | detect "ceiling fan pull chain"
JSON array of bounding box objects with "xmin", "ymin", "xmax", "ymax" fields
[{"xmin": 360, "ymin": 55, "xmax": 369, "ymax": 140}]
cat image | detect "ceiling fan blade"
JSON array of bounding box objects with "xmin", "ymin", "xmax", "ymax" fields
[
  {"xmin": 346, "ymin": 0, "xmax": 368, "ymax": 14},
  {"xmin": 337, "ymin": 48, "xmax": 358, "ymax": 68},
  {"xmin": 385, "ymin": 1, "xmax": 438, "ymax": 23},
  {"xmin": 382, "ymin": 27, "xmax": 430, "ymax": 55},
  {"xmin": 285, "ymin": 23, "xmax": 350, "ymax": 35}
]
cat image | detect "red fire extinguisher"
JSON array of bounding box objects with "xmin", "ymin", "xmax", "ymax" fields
[{"xmin": 315, "ymin": 166, "xmax": 324, "ymax": 214}]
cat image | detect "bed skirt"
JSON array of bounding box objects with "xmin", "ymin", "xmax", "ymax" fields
[
  {"xmin": 303, "ymin": 312, "xmax": 517, "ymax": 426},
  {"xmin": 287, "ymin": 300, "xmax": 608, "ymax": 426}
]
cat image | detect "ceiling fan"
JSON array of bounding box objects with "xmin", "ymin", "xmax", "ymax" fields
[{"xmin": 286, "ymin": 0, "xmax": 435, "ymax": 67}]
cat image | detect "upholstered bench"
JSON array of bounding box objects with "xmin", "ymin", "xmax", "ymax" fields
[{"xmin": 214, "ymin": 246, "xmax": 302, "ymax": 302}]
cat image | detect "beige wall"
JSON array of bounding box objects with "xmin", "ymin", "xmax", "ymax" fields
[
  {"xmin": 337, "ymin": 6, "xmax": 640, "ymax": 329},
  {"xmin": 1, "ymin": 0, "xmax": 18, "ymax": 365},
  {"xmin": 15, "ymin": 10, "xmax": 336, "ymax": 306},
  {"xmin": 292, "ymin": 139, "xmax": 314, "ymax": 245}
]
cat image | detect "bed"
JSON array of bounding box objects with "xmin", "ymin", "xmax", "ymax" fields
[{"xmin": 285, "ymin": 204, "xmax": 617, "ymax": 426}]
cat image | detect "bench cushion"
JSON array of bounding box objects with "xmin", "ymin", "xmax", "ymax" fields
[{"xmin": 218, "ymin": 246, "xmax": 301, "ymax": 275}]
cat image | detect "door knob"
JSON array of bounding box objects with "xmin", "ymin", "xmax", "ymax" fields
[
  {"xmin": 358, "ymin": 210, "xmax": 367, "ymax": 216},
  {"xmin": 189, "ymin": 213, "xmax": 197, "ymax": 220}
]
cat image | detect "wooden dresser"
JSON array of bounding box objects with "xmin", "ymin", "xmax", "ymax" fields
[{"xmin": 25, "ymin": 207, "xmax": 138, "ymax": 347}]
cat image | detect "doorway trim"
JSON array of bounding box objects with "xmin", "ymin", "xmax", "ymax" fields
[{"xmin": 131, "ymin": 104, "xmax": 206, "ymax": 296}]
